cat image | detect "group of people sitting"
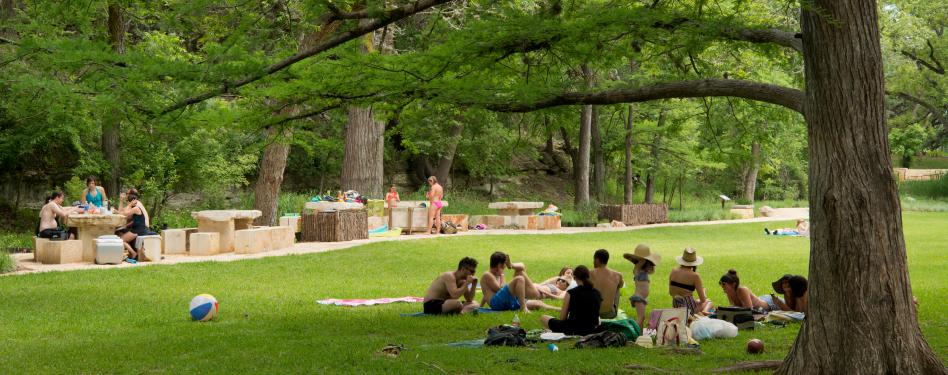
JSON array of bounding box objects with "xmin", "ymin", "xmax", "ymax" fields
[
  {"xmin": 423, "ymin": 246, "xmax": 810, "ymax": 336},
  {"xmin": 37, "ymin": 176, "xmax": 157, "ymax": 261}
]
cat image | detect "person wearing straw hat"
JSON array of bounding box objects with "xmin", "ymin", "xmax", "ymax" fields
[
  {"xmin": 623, "ymin": 244, "xmax": 661, "ymax": 329},
  {"xmin": 668, "ymin": 248, "xmax": 712, "ymax": 315}
]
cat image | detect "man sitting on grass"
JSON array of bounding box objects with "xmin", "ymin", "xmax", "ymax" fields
[
  {"xmin": 480, "ymin": 251, "xmax": 560, "ymax": 313},
  {"xmin": 589, "ymin": 249, "xmax": 624, "ymax": 319},
  {"xmin": 423, "ymin": 257, "xmax": 480, "ymax": 315}
]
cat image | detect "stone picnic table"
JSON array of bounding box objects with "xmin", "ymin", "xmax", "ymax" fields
[
  {"xmin": 64, "ymin": 214, "xmax": 128, "ymax": 262},
  {"xmin": 488, "ymin": 202, "xmax": 544, "ymax": 216},
  {"xmin": 191, "ymin": 210, "xmax": 261, "ymax": 253}
]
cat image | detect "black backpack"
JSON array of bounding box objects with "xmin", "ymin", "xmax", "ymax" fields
[
  {"xmin": 574, "ymin": 330, "xmax": 628, "ymax": 349},
  {"xmin": 484, "ymin": 325, "xmax": 527, "ymax": 347}
]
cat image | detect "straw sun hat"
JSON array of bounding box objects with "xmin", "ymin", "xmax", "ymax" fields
[
  {"xmin": 675, "ymin": 247, "xmax": 704, "ymax": 267},
  {"xmin": 623, "ymin": 244, "xmax": 662, "ymax": 266}
]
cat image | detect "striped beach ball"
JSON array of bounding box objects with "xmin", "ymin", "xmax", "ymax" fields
[{"xmin": 189, "ymin": 294, "xmax": 219, "ymax": 322}]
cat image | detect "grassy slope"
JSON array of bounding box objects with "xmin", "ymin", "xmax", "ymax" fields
[{"xmin": 1, "ymin": 213, "xmax": 946, "ymax": 374}]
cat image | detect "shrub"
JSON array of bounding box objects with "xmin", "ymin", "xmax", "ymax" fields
[
  {"xmin": 0, "ymin": 251, "xmax": 17, "ymax": 274},
  {"xmin": 900, "ymin": 175, "xmax": 948, "ymax": 199}
]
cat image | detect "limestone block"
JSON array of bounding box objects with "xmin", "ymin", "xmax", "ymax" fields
[
  {"xmin": 235, "ymin": 228, "xmax": 264, "ymax": 254},
  {"xmin": 526, "ymin": 215, "xmax": 539, "ymax": 230},
  {"xmin": 730, "ymin": 205, "xmax": 755, "ymax": 219},
  {"xmin": 139, "ymin": 235, "xmax": 162, "ymax": 262},
  {"xmin": 39, "ymin": 240, "xmax": 83, "ymax": 264},
  {"xmin": 513, "ymin": 215, "xmax": 530, "ymax": 229},
  {"xmin": 33, "ymin": 237, "xmax": 50, "ymax": 261},
  {"xmin": 162, "ymin": 228, "xmax": 194, "ymax": 255},
  {"xmin": 759, "ymin": 206, "xmax": 775, "ymax": 217},
  {"xmin": 441, "ymin": 214, "xmax": 469, "ymax": 231},
  {"xmin": 271, "ymin": 226, "xmax": 295, "ymax": 250},
  {"xmin": 540, "ymin": 215, "xmax": 561, "ymax": 230},
  {"xmin": 279, "ymin": 216, "xmax": 301, "ymax": 233},
  {"xmin": 189, "ymin": 232, "xmax": 220, "ymax": 256},
  {"xmin": 485, "ymin": 215, "xmax": 506, "ymax": 229}
]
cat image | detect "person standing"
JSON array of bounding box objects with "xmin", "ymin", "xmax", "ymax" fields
[
  {"xmin": 624, "ymin": 244, "xmax": 661, "ymax": 329},
  {"xmin": 385, "ymin": 185, "xmax": 400, "ymax": 208},
  {"xmin": 425, "ymin": 176, "xmax": 444, "ymax": 234}
]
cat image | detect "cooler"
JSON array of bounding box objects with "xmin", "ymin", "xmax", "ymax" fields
[{"xmin": 95, "ymin": 235, "xmax": 125, "ymax": 265}]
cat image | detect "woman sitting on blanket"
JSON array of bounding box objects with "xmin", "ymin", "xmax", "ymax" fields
[
  {"xmin": 768, "ymin": 274, "xmax": 809, "ymax": 313},
  {"xmin": 719, "ymin": 269, "xmax": 774, "ymax": 311},
  {"xmin": 541, "ymin": 265, "xmax": 602, "ymax": 336},
  {"xmin": 669, "ymin": 248, "xmax": 713, "ymax": 315},
  {"xmin": 765, "ymin": 219, "xmax": 809, "ymax": 236}
]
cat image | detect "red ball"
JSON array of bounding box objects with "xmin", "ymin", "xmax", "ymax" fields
[{"xmin": 747, "ymin": 339, "xmax": 765, "ymax": 354}]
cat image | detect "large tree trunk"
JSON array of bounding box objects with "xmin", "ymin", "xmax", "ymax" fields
[
  {"xmin": 778, "ymin": 1, "xmax": 944, "ymax": 374},
  {"xmin": 434, "ymin": 123, "xmax": 463, "ymax": 188},
  {"xmin": 644, "ymin": 109, "xmax": 664, "ymax": 204},
  {"xmin": 624, "ymin": 105, "xmax": 634, "ymax": 204},
  {"xmin": 742, "ymin": 141, "xmax": 760, "ymax": 202},
  {"xmin": 591, "ymin": 106, "xmax": 605, "ymax": 202},
  {"xmin": 252, "ymin": 126, "xmax": 292, "ymax": 226},
  {"xmin": 575, "ymin": 104, "xmax": 591, "ymax": 206},
  {"xmin": 102, "ymin": 2, "xmax": 125, "ymax": 198},
  {"xmin": 0, "ymin": 0, "xmax": 15, "ymax": 38},
  {"xmin": 342, "ymin": 106, "xmax": 385, "ymax": 197}
]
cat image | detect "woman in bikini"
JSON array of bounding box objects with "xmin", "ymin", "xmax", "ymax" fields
[
  {"xmin": 624, "ymin": 244, "xmax": 661, "ymax": 329},
  {"xmin": 719, "ymin": 269, "xmax": 772, "ymax": 310},
  {"xmin": 425, "ymin": 176, "xmax": 444, "ymax": 234},
  {"xmin": 536, "ymin": 276, "xmax": 571, "ymax": 299},
  {"xmin": 668, "ymin": 248, "xmax": 712, "ymax": 315}
]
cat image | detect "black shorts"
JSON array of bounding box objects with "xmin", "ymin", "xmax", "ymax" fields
[
  {"xmin": 423, "ymin": 299, "xmax": 446, "ymax": 315},
  {"xmin": 37, "ymin": 229, "xmax": 68, "ymax": 240}
]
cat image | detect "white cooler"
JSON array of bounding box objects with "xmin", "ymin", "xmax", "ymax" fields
[{"xmin": 95, "ymin": 235, "xmax": 125, "ymax": 264}]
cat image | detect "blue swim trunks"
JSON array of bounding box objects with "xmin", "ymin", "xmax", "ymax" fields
[{"xmin": 489, "ymin": 285, "xmax": 522, "ymax": 311}]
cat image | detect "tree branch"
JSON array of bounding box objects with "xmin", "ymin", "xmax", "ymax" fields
[
  {"xmin": 480, "ymin": 79, "xmax": 805, "ymax": 114},
  {"xmin": 889, "ymin": 91, "xmax": 947, "ymax": 148},
  {"xmin": 722, "ymin": 27, "xmax": 802, "ymax": 53},
  {"xmin": 157, "ymin": 0, "xmax": 453, "ymax": 116},
  {"xmin": 901, "ymin": 44, "xmax": 946, "ymax": 75}
]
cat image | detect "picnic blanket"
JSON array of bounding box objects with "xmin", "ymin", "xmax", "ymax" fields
[
  {"xmin": 401, "ymin": 308, "xmax": 500, "ymax": 317},
  {"xmin": 318, "ymin": 296, "xmax": 424, "ymax": 307}
]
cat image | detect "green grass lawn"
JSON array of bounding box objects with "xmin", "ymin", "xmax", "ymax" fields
[{"xmin": 2, "ymin": 213, "xmax": 946, "ymax": 374}]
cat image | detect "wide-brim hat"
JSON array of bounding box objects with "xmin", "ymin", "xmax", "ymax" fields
[
  {"xmin": 675, "ymin": 247, "xmax": 703, "ymax": 267},
  {"xmin": 772, "ymin": 274, "xmax": 793, "ymax": 294},
  {"xmin": 624, "ymin": 244, "xmax": 662, "ymax": 267}
]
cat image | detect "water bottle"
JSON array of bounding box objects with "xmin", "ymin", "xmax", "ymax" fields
[{"xmin": 512, "ymin": 313, "xmax": 520, "ymax": 328}]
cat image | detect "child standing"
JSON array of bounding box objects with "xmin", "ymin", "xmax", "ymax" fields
[{"xmin": 624, "ymin": 244, "xmax": 661, "ymax": 329}]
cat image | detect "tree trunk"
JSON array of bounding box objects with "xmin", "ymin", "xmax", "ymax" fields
[
  {"xmin": 778, "ymin": 1, "xmax": 944, "ymax": 374},
  {"xmin": 743, "ymin": 141, "xmax": 760, "ymax": 202},
  {"xmin": 644, "ymin": 109, "xmax": 664, "ymax": 204},
  {"xmin": 102, "ymin": 2, "xmax": 125, "ymax": 198},
  {"xmin": 644, "ymin": 173, "xmax": 655, "ymax": 204},
  {"xmin": 342, "ymin": 106, "xmax": 385, "ymax": 197},
  {"xmin": 591, "ymin": 106, "xmax": 605, "ymax": 202},
  {"xmin": 624, "ymin": 105, "xmax": 634, "ymax": 204},
  {"xmin": 434, "ymin": 123, "xmax": 463, "ymax": 188},
  {"xmin": 252, "ymin": 126, "xmax": 292, "ymax": 226},
  {"xmin": 575, "ymin": 104, "xmax": 591, "ymax": 207},
  {"xmin": 0, "ymin": 0, "xmax": 15, "ymax": 38}
]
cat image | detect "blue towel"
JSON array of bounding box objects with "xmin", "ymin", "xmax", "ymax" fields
[{"xmin": 401, "ymin": 308, "xmax": 499, "ymax": 317}]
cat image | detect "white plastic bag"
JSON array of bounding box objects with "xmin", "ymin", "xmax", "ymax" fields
[{"xmin": 689, "ymin": 317, "xmax": 738, "ymax": 340}]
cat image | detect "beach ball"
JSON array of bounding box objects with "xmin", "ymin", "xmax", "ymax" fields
[{"xmin": 189, "ymin": 294, "xmax": 219, "ymax": 322}]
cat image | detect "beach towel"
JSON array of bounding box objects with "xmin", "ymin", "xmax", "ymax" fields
[{"xmin": 318, "ymin": 296, "xmax": 423, "ymax": 307}]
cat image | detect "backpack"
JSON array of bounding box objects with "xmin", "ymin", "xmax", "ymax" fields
[
  {"xmin": 441, "ymin": 220, "xmax": 458, "ymax": 235},
  {"xmin": 574, "ymin": 330, "xmax": 627, "ymax": 349},
  {"xmin": 484, "ymin": 325, "xmax": 526, "ymax": 347},
  {"xmin": 599, "ymin": 319, "xmax": 642, "ymax": 341}
]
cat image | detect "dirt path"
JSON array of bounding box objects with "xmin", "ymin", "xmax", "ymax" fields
[{"xmin": 8, "ymin": 208, "xmax": 808, "ymax": 276}]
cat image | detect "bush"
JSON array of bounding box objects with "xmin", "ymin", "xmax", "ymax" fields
[
  {"xmin": 900, "ymin": 175, "xmax": 948, "ymax": 199},
  {"xmin": 0, "ymin": 251, "xmax": 17, "ymax": 274}
]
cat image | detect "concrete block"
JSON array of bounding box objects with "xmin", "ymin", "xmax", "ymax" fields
[
  {"xmin": 39, "ymin": 240, "xmax": 83, "ymax": 264},
  {"xmin": 189, "ymin": 232, "xmax": 220, "ymax": 256},
  {"xmin": 139, "ymin": 235, "xmax": 162, "ymax": 262},
  {"xmin": 162, "ymin": 228, "xmax": 195, "ymax": 255},
  {"xmin": 33, "ymin": 237, "xmax": 50, "ymax": 262},
  {"xmin": 271, "ymin": 226, "xmax": 295, "ymax": 250},
  {"xmin": 235, "ymin": 228, "xmax": 264, "ymax": 254}
]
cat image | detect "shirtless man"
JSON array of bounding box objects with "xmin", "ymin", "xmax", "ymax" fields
[
  {"xmin": 589, "ymin": 249, "xmax": 624, "ymax": 319},
  {"xmin": 423, "ymin": 257, "xmax": 480, "ymax": 315},
  {"xmin": 426, "ymin": 176, "xmax": 444, "ymax": 234},
  {"xmin": 480, "ymin": 251, "xmax": 560, "ymax": 313},
  {"xmin": 38, "ymin": 191, "xmax": 82, "ymax": 240}
]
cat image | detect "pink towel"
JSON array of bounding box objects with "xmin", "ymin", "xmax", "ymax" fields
[{"xmin": 317, "ymin": 296, "xmax": 425, "ymax": 307}]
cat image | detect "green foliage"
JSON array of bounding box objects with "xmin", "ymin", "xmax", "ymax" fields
[
  {"xmin": 900, "ymin": 175, "xmax": 948, "ymax": 199},
  {"xmin": 889, "ymin": 124, "xmax": 935, "ymax": 168},
  {"xmin": 61, "ymin": 176, "xmax": 87, "ymax": 205},
  {"xmin": 0, "ymin": 251, "xmax": 16, "ymax": 274}
]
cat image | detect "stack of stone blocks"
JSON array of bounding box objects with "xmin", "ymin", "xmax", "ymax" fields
[{"xmin": 468, "ymin": 202, "xmax": 561, "ymax": 230}]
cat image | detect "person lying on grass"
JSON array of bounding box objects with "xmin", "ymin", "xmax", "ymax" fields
[
  {"xmin": 541, "ymin": 266, "xmax": 573, "ymax": 285},
  {"xmin": 541, "ymin": 265, "xmax": 602, "ymax": 336},
  {"xmin": 764, "ymin": 219, "xmax": 810, "ymax": 236},
  {"xmin": 536, "ymin": 276, "xmax": 571, "ymax": 300},
  {"xmin": 422, "ymin": 257, "xmax": 480, "ymax": 315},
  {"xmin": 590, "ymin": 249, "xmax": 624, "ymax": 319},
  {"xmin": 719, "ymin": 269, "xmax": 775, "ymax": 311},
  {"xmin": 669, "ymin": 248, "xmax": 713, "ymax": 315},
  {"xmin": 480, "ymin": 251, "xmax": 560, "ymax": 313},
  {"xmin": 624, "ymin": 244, "xmax": 661, "ymax": 329},
  {"xmin": 769, "ymin": 274, "xmax": 809, "ymax": 313}
]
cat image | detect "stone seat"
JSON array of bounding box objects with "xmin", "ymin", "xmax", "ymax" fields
[
  {"xmin": 189, "ymin": 232, "xmax": 220, "ymax": 256},
  {"xmin": 37, "ymin": 239, "xmax": 83, "ymax": 264}
]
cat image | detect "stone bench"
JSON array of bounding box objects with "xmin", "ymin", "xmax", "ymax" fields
[
  {"xmin": 235, "ymin": 226, "xmax": 295, "ymax": 254},
  {"xmin": 386, "ymin": 201, "xmax": 450, "ymax": 233},
  {"xmin": 36, "ymin": 239, "xmax": 83, "ymax": 264},
  {"xmin": 189, "ymin": 232, "xmax": 221, "ymax": 256},
  {"xmin": 469, "ymin": 214, "xmax": 561, "ymax": 230},
  {"xmin": 138, "ymin": 235, "xmax": 162, "ymax": 262},
  {"xmin": 488, "ymin": 202, "xmax": 544, "ymax": 216},
  {"xmin": 162, "ymin": 228, "xmax": 197, "ymax": 255}
]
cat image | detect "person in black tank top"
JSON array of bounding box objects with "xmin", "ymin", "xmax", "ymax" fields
[{"xmin": 540, "ymin": 265, "xmax": 602, "ymax": 336}]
